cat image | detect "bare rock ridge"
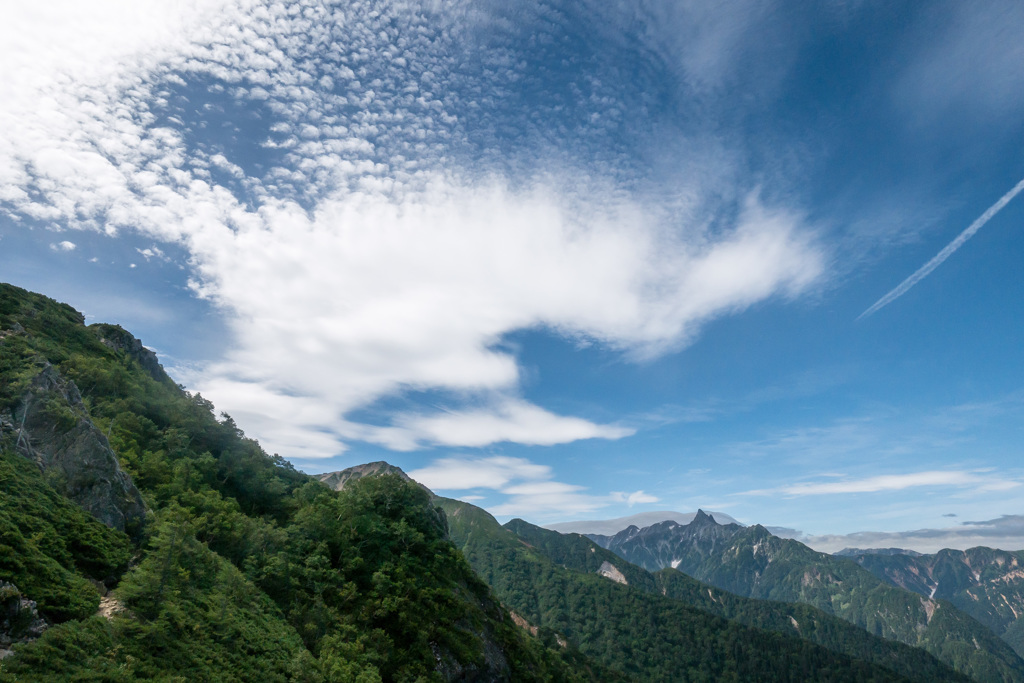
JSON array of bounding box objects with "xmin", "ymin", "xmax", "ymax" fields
[{"xmin": 2, "ymin": 362, "xmax": 146, "ymax": 536}]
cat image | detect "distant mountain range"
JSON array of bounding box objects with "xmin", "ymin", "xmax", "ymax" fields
[
  {"xmin": 545, "ymin": 509, "xmax": 740, "ymax": 535},
  {"xmin": 438, "ymin": 498, "xmax": 971, "ymax": 682},
  {"xmin": 585, "ymin": 510, "xmax": 1024, "ymax": 681}
]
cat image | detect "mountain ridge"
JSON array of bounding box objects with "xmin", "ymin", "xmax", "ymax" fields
[{"xmin": 587, "ymin": 509, "xmax": 1024, "ymax": 681}]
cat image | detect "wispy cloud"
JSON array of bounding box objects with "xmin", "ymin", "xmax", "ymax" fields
[
  {"xmin": 49, "ymin": 240, "xmax": 76, "ymax": 251},
  {"xmin": 748, "ymin": 470, "xmax": 1021, "ymax": 497},
  {"xmin": 722, "ymin": 393, "xmax": 1024, "ymax": 467},
  {"xmin": 408, "ymin": 454, "xmax": 658, "ymax": 519},
  {"xmin": 892, "ymin": 2, "xmax": 1024, "ymax": 125},
  {"xmin": 860, "ymin": 176, "xmax": 1024, "ymax": 318},
  {"xmin": 352, "ymin": 399, "xmax": 634, "ymax": 452},
  {"xmin": 611, "ymin": 490, "xmax": 660, "ymax": 506},
  {"xmin": 408, "ymin": 456, "xmax": 551, "ymax": 491}
]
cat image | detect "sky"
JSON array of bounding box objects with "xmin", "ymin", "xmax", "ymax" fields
[{"xmin": 2, "ymin": 0, "xmax": 1024, "ymax": 552}]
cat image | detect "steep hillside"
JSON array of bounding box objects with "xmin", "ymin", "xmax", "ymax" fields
[
  {"xmin": 847, "ymin": 548, "xmax": 1024, "ymax": 656},
  {"xmin": 0, "ymin": 282, "xmax": 596, "ymax": 681},
  {"xmin": 591, "ymin": 512, "xmax": 1024, "ymax": 682},
  {"xmin": 439, "ymin": 496, "xmax": 962, "ymax": 682}
]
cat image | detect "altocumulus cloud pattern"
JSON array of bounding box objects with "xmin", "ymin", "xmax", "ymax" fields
[{"xmin": 0, "ymin": 0, "xmax": 823, "ymax": 460}]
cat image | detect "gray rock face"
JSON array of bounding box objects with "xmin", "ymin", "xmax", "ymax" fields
[
  {"xmin": 92, "ymin": 323, "xmax": 171, "ymax": 384},
  {"xmin": 0, "ymin": 582, "xmax": 47, "ymax": 657},
  {"xmin": 7, "ymin": 364, "xmax": 146, "ymax": 536}
]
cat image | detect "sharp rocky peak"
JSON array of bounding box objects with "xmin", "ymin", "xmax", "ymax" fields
[{"xmin": 691, "ymin": 509, "xmax": 718, "ymax": 526}]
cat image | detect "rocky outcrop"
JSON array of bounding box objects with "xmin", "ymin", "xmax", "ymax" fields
[
  {"xmin": 5, "ymin": 363, "xmax": 146, "ymax": 536},
  {"xmin": 597, "ymin": 561, "xmax": 628, "ymax": 585},
  {"xmin": 91, "ymin": 323, "xmax": 171, "ymax": 384},
  {"xmin": 0, "ymin": 582, "xmax": 47, "ymax": 659}
]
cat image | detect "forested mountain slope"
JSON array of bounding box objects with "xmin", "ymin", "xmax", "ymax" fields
[
  {"xmin": 0, "ymin": 282, "xmax": 597, "ymax": 681},
  {"xmin": 503, "ymin": 518, "xmax": 971, "ymax": 683},
  {"xmin": 590, "ymin": 512, "xmax": 1024, "ymax": 682},
  {"xmin": 438, "ymin": 496, "xmax": 966, "ymax": 682}
]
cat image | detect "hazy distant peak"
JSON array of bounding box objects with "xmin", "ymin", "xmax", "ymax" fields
[{"xmin": 545, "ymin": 509, "xmax": 741, "ymax": 536}]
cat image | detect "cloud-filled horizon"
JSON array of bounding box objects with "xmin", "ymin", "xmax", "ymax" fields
[{"xmin": 3, "ymin": 0, "xmax": 1023, "ymax": 542}]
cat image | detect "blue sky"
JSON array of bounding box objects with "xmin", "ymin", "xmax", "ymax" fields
[{"xmin": 3, "ymin": 0, "xmax": 1024, "ymax": 551}]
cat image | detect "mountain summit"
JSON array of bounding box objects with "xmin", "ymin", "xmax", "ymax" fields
[{"xmin": 318, "ymin": 460, "xmax": 413, "ymax": 491}]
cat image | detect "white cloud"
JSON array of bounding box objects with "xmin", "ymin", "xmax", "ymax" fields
[
  {"xmin": 136, "ymin": 246, "xmax": 167, "ymax": 261},
  {"xmin": 489, "ymin": 482, "xmax": 612, "ymax": 519},
  {"xmin": 50, "ymin": 240, "xmax": 76, "ymax": 251},
  {"xmin": 174, "ymin": 181, "xmax": 820, "ymax": 457},
  {"xmin": 356, "ymin": 399, "xmax": 634, "ymax": 452},
  {"xmin": 747, "ymin": 470, "xmax": 1021, "ymax": 497},
  {"xmin": 611, "ymin": 490, "xmax": 660, "ymax": 506},
  {"xmin": 1, "ymin": 0, "xmax": 825, "ymax": 459},
  {"xmin": 408, "ymin": 456, "xmax": 551, "ymax": 491},
  {"xmin": 409, "ymin": 455, "xmax": 662, "ymax": 520}
]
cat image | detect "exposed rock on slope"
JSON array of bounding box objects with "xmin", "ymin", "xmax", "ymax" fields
[
  {"xmin": 0, "ymin": 583, "xmax": 47, "ymax": 659},
  {"xmin": 3, "ymin": 363, "xmax": 145, "ymax": 535},
  {"xmin": 597, "ymin": 561, "xmax": 628, "ymax": 585},
  {"xmin": 91, "ymin": 323, "xmax": 171, "ymax": 384}
]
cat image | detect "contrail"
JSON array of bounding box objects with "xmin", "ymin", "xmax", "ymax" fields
[{"xmin": 859, "ymin": 176, "xmax": 1024, "ymax": 319}]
